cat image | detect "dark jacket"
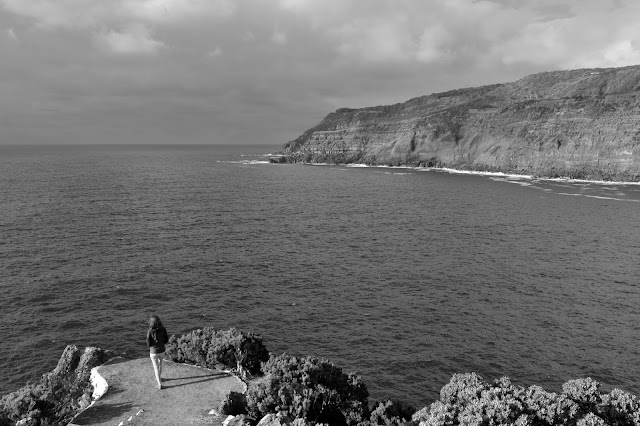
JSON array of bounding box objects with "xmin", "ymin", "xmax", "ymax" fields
[{"xmin": 147, "ymin": 325, "xmax": 169, "ymax": 354}]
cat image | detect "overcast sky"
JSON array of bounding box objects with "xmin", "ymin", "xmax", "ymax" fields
[{"xmin": 1, "ymin": 0, "xmax": 639, "ymax": 145}]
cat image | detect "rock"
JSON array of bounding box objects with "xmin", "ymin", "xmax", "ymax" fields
[
  {"xmin": 0, "ymin": 345, "xmax": 116, "ymax": 426},
  {"xmin": 269, "ymin": 156, "xmax": 287, "ymax": 163},
  {"xmin": 223, "ymin": 414, "xmax": 252, "ymax": 426},
  {"xmin": 257, "ymin": 413, "xmax": 284, "ymax": 426},
  {"xmin": 256, "ymin": 413, "xmax": 298, "ymax": 426},
  {"xmin": 42, "ymin": 345, "xmax": 115, "ymax": 390},
  {"xmin": 281, "ymin": 64, "xmax": 640, "ymax": 181},
  {"xmin": 219, "ymin": 390, "xmax": 248, "ymax": 415},
  {"xmin": 50, "ymin": 345, "xmax": 82, "ymax": 378}
]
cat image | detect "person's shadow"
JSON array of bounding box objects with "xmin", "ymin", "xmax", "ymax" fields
[
  {"xmin": 71, "ymin": 401, "xmax": 134, "ymax": 425},
  {"xmin": 162, "ymin": 372, "xmax": 229, "ymax": 388}
]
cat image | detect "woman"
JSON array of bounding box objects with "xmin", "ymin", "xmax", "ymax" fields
[{"xmin": 146, "ymin": 315, "xmax": 169, "ymax": 389}]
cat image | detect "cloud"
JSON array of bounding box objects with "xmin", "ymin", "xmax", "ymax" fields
[
  {"xmin": 0, "ymin": 0, "xmax": 237, "ymax": 58},
  {"xmin": 207, "ymin": 46, "xmax": 223, "ymax": 57},
  {"xmin": 495, "ymin": 1, "xmax": 640, "ymax": 69},
  {"xmin": 271, "ymin": 29, "xmax": 287, "ymax": 45},
  {"xmin": 96, "ymin": 25, "xmax": 165, "ymax": 54},
  {"xmin": 3, "ymin": 0, "xmax": 640, "ymax": 146},
  {"xmin": 243, "ymin": 31, "xmax": 255, "ymax": 42},
  {"xmin": 0, "ymin": 0, "xmax": 235, "ymax": 29},
  {"xmin": 272, "ymin": 0, "xmax": 640, "ymax": 70},
  {"xmin": 276, "ymin": 0, "xmax": 313, "ymax": 12},
  {"xmin": 0, "ymin": 0, "xmax": 110, "ymax": 29},
  {"xmin": 416, "ymin": 25, "xmax": 449, "ymax": 63},
  {"xmin": 331, "ymin": 17, "xmax": 416, "ymax": 63},
  {"xmin": 5, "ymin": 28, "xmax": 17, "ymax": 41},
  {"xmin": 602, "ymin": 40, "xmax": 640, "ymax": 67},
  {"xmin": 120, "ymin": 0, "xmax": 236, "ymax": 24}
]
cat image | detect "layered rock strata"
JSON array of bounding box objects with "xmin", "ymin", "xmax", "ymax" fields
[{"xmin": 281, "ymin": 65, "xmax": 640, "ymax": 181}]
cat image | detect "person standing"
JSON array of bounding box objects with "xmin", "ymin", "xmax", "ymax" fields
[{"xmin": 147, "ymin": 315, "xmax": 169, "ymax": 389}]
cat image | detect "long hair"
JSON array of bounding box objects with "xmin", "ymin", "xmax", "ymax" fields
[{"xmin": 149, "ymin": 315, "xmax": 162, "ymax": 329}]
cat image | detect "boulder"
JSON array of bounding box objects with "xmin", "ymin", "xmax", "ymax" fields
[
  {"xmin": 219, "ymin": 390, "xmax": 248, "ymax": 415},
  {"xmin": 223, "ymin": 414, "xmax": 252, "ymax": 426},
  {"xmin": 257, "ymin": 413, "xmax": 284, "ymax": 426}
]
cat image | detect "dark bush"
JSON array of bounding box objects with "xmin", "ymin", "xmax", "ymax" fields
[
  {"xmin": 220, "ymin": 391, "xmax": 248, "ymax": 416},
  {"xmin": 599, "ymin": 388, "xmax": 640, "ymax": 425},
  {"xmin": 166, "ymin": 327, "xmax": 269, "ymax": 376},
  {"xmin": 0, "ymin": 411, "xmax": 10, "ymax": 426},
  {"xmin": 411, "ymin": 374, "xmax": 640, "ymax": 426},
  {"xmin": 368, "ymin": 399, "xmax": 416, "ymax": 426},
  {"xmin": 246, "ymin": 354, "xmax": 369, "ymax": 426}
]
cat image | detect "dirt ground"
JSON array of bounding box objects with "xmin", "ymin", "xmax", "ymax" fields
[{"xmin": 69, "ymin": 357, "xmax": 245, "ymax": 426}]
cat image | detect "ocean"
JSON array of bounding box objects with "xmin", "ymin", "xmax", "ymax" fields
[{"xmin": 1, "ymin": 144, "xmax": 639, "ymax": 408}]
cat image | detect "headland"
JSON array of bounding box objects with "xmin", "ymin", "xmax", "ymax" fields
[{"xmin": 277, "ymin": 64, "xmax": 640, "ymax": 182}]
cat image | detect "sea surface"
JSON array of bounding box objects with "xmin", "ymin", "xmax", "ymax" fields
[{"xmin": 1, "ymin": 144, "xmax": 640, "ymax": 408}]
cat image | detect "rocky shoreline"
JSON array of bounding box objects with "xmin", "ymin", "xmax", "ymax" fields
[
  {"xmin": 270, "ymin": 156, "xmax": 640, "ymax": 185},
  {"xmin": 278, "ymin": 65, "xmax": 640, "ymax": 182}
]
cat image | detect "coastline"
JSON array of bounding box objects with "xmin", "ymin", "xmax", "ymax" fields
[{"xmin": 265, "ymin": 155, "xmax": 640, "ymax": 185}]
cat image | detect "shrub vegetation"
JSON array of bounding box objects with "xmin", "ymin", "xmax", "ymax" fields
[
  {"xmin": 246, "ymin": 354, "xmax": 369, "ymax": 426},
  {"xmin": 411, "ymin": 373, "xmax": 640, "ymax": 426},
  {"xmin": 165, "ymin": 327, "xmax": 269, "ymax": 377},
  {"xmin": 367, "ymin": 399, "xmax": 416, "ymax": 426},
  {"xmin": 4, "ymin": 329, "xmax": 640, "ymax": 426}
]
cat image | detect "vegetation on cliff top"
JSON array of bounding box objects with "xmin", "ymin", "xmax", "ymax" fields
[
  {"xmin": 165, "ymin": 327, "xmax": 640, "ymax": 426},
  {"xmin": 165, "ymin": 326, "xmax": 269, "ymax": 377},
  {"xmin": 3, "ymin": 327, "xmax": 640, "ymax": 425}
]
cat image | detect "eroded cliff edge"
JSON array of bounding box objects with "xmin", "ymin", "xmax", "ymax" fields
[{"xmin": 280, "ymin": 65, "xmax": 640, "ymax": 181}]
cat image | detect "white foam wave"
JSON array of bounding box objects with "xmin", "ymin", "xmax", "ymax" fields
[
  {"xmin": 429, "ymin": 167, "xmax": 533, "ymax": 179},
  {"xmin": 221, "ymin": 160, "xmax": 270, "ymax": 165},
  {"xmin": 557, "ymin": 192, "xmax": 582, "ymax": 197},
  {"xmin": 556, "ymin": 192, "xmax": 640, "ymax": 202},
  {"xmin": 489, "ymin": 177, "xmax": 533, "ymax": 186},
  {"xmin": 545, "ymin": 177, "xmax": 640, "ymax": 186},
  {"xmin": 584, "ymin": 195, "xmax": 639, "ymax": 201},
  {"xmin": 276, "ymin": 160, "xmax": 640, "ymax": 188}
]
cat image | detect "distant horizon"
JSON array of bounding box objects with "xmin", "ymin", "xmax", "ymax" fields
[{"xmin": 0, "ymin": 142, "xmax": 284, "ymax": 146}]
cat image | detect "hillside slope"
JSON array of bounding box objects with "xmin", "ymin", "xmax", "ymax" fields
[{"xmin": 280, "ymin": 65, "xmax": 640, "ymax": 181}]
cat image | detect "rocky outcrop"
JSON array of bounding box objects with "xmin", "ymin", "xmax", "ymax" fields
[
  {"xmin": 281, "ymin": 65, "xmax": 640, "ymax": 181},
  {"xmin": 0, "ymin": 346, "xmax": 114, "ymax": 426}
]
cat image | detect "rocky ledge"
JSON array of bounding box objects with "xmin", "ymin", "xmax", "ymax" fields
[
  {"xmin": 280, "ymin": 64, "xmax": 640, "ymax": 181},
  {"xmin": 0, "ymin": 345, "xmax": 115, "ymax": 426}
]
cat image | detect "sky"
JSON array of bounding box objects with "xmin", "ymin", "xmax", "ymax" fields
[{"xmin": 1, "ymin": 0, "xmax": 640, "ymax": 145}]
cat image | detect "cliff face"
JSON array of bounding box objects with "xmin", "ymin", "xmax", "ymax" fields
[
  {"xmin": 282, "ymin": 65, "xmax": 640, "ymax": 181},
  {"xmin": 0, "ymin": 346, "xmax": 114, "ymax": 426}
]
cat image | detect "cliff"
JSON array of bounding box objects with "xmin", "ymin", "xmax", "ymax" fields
[
  {"xmin": 281, "ymin": 65, "xmax": 640, "ymax": 181},
  {"xmin": 0, "ymin": 346, "xmax": 114, "ymax": 426}
]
